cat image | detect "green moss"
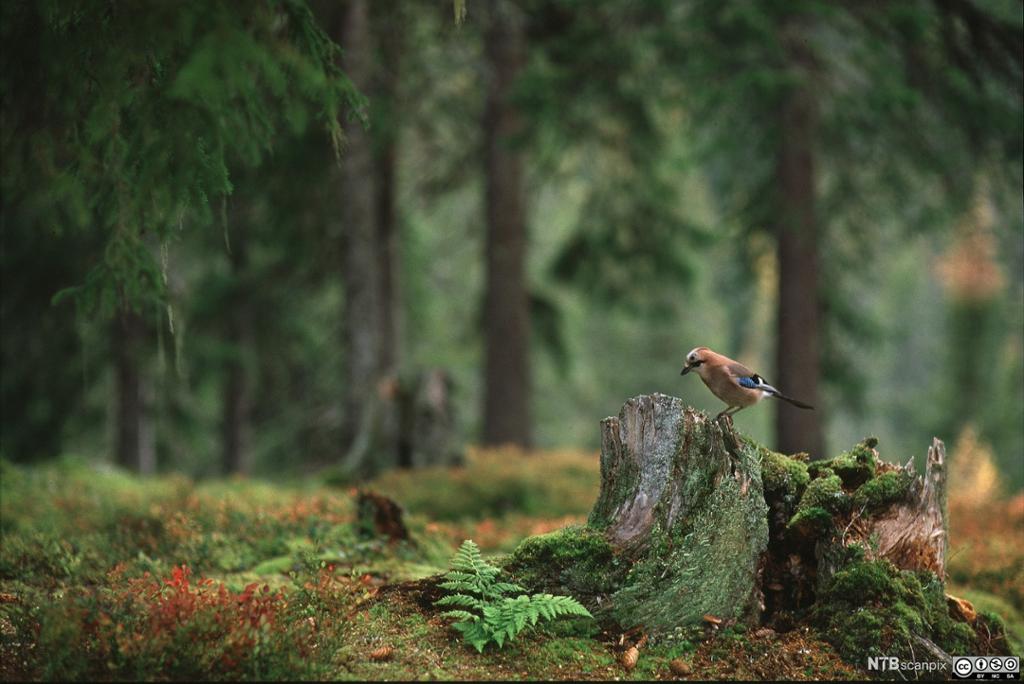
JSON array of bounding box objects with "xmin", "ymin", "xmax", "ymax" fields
[
  {"xmin": 761, "ymin": 448, "xmax": 811, "ymax": 502},
  {"xmin": 801, "ymin": 472, "xmax": 849, "ymax": 514},
  {"xmin": 611, "ymin": 456, "xmax": 768, "ymax": 632},
  {"xmin": 786, "ymin": 471, "xmax": 849, "ymax": 538},
  {"xmin": 507, "ymin": 526, "xmax": 625, "ymax": 603},
  {"xmin": 851, "ymin": 471, "xmax": 913, "ymax": 511},
  {"xmin": 954, "ymin": 587, "xmax": 1024, "ymax": 655},
  {"xmin": 976, "ymin": 612, "xmax": 1019, "ymax": 656},
  {"xmin": 810, "ymin": 438, "xmax": 878, "ymax": 489},
  {"xmin": 787, "ymin": 506, "xmax": 833, "ymax": 537},
  {"xmin": 814, "ymin": 560, "xmax": 1013, "ymax": 667},
  {"xmin": 535, "ymin": 636, "xmax": 613, "ymax": 670},
  {"xmin": 825, "ymin": 558, "xmax": 908, "ymax": 604}
]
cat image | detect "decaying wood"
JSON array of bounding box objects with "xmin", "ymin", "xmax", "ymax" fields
[
  {"xmin": 870, "ymin": 438, "xmax": 948, "ymax": 577},
  {"xmin": 356, "ymin": 490, "xmax": 409, "ymax": 542},
  {"xmin": 511, "ymin": 393, "xmax": 956, "ymax": 640},
  {"xmin": 816, "ymin": 437, "xmax": 949, "ymax": 587},
  {"xmin": 587, "ymin": 394, "xmax": 768, "ymax": 633},
  {"xmin": 397, "ymin": 369, "xmax": 461, "ymax": 469}
]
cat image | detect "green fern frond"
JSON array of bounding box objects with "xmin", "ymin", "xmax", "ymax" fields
[
  {"xmin": 452, "ymin": 619, "xmax": 491, "ymax": 653},
  {"xmin": 438, "ymin": 578, "xmax": 477, "ymax": 591},
  {"xmin": 491, "ymin": 581, "xmax": 526, "ymax": 595},
  {"xmin": 435, "ymin": 594, "xmax": 482, "ymax": 610},
  {"xmin": 439, "ymin": 609, "xmax": 478, "ymax": 622},
  {"xmin": 448, "ymin": 539, "xmax": 488, "ymax": 572},
  {"xmin": 434, "ymin": 539, "xmax": 594, "ymax": 653}
]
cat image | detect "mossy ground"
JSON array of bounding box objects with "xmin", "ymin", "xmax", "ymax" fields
[{"xmin": 1, "ymin": 445, "xmax": 1020, "ymax": 681}]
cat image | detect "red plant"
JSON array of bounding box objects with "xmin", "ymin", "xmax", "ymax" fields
[{"xmin": 88, "ymin": 564, "xmax": 300, "ymax": 675}]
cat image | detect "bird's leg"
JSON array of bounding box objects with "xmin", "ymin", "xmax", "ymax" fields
[
  {"xmin": 715, "ymin": 407, "xmax": 735, "ymax": 420},
  {"xmin": 727, "ymin": 405, "xmax": 746, "ymax": 416}
]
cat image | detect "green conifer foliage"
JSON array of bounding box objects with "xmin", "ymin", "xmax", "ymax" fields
[{"xmin": 1, "ymin": 0, "xmax": 361, "ymax": 314}]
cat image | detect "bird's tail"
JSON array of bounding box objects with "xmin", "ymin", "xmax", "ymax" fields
[{"xmin": 770, "ymin": 392, "xmax": 814, "ymax": 410}]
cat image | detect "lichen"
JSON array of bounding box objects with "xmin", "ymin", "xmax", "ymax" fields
[
  {"xmin": 851, "ymin": 470, "xmax": 913, "ymax": 511},
  {"xmin": 810, "ymin": 437, "xmax": 878, "ymax": 489},
  {"xmin": 608, "ymin": 434, "xmax": 768, "ymax": 633}
]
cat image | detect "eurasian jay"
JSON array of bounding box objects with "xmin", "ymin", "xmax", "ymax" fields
[{"xmin": 680, "ymin": 346, "xmax": 814, "ymax": 420}]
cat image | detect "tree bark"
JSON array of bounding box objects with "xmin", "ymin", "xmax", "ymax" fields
[
  {"xmin": 482, "ymin": 0, "xmax": 531, "ymax": 448},
  {"xmin": 511, "ymin": 394, "xmax": 769, "ymax": 634},
  {"xmin": 774, "ymin": 18, "xmax": 825, "ymax": 459},
  {"xmin": 222, "ymin": 223, "xmax": 250, "ymax": 475},
  {"xmin": 113, "ymin": 308, "xmax": 153, "ymax": 473},
  {"xmin": 335, "ymin": 0, "xmax": 390, "ymax": 473},
  {"xmin": 371, "ymin": 1, "xmax": 403, "ymax": 378}
]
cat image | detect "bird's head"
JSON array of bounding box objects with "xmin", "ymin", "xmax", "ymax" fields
[{"xmin": 681, "ymin": 347, "xmax": 710, "ymax": 376}]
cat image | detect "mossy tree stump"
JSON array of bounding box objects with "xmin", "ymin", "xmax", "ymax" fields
[
  {"xmin": 511, "ymin": 393, "xmax": 769, "ymax": 634},
  {"xmin": 508, "ymin": 394, "xmax": 1013, "ymax": 660}
]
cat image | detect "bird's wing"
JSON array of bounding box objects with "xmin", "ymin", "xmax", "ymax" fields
[
  {"xmin": 727, "ymin": 363, "xmax": 781, "ymax": 393},
  {"xmin": 724, "ymin": 361, "xmax": 756, "ymax": 378},
  {"xmin": 725, "ymin": 361, "xmax": 760, "ymax": 383}
]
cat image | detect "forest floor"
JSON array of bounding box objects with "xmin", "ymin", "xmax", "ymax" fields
[{"xmin": 0, "ymin": 448, "xmax": 1021, "ymax": 681}]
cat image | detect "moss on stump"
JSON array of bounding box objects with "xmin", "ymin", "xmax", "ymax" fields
[
  {"xmin": 505, "ymin": 396, "xmax": 1013, "ymax": 666},
  {"xmin": 814, "ymin": 559, "xmax": 1014, "ymax": 665},
  {"xmin": 510, "ymin": 394, "xmax": 768, "ymax": 635}
]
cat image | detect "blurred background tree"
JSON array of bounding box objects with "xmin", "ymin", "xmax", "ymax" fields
[{"xmin": 1, "ymin": 0, "xmax": 1021, "ymax": 488}]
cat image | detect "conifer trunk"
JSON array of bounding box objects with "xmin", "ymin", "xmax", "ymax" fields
[
  {"xmin": 335, "ymin": 0, "xmax": 392, "ymax": 473},
  {"xmin": 222, "ymin": 224, "xmax": 250, "ymax": 475},
  {"xmin": 774, "ymin": 16, "xmax": 825, "ymax": 459},
  {"xmin": 114, "ymin": 308, "xmax": 152, "ymax": 473},
  {"xmin": 372, "ymin": 1, "xmax": 403, "ymax": 379},
  {"xmin": 482, "ymin": 0, "xmax": 531, "ymax": 448}
]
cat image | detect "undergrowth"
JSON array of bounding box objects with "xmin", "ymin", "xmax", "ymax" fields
[
  {"xmin": 0, "ymin": 448, "xmax": 1020, "ymax": 680},
  {"xmin": 435, "ymin": 540, "xmax": 592, "ymax": 652}
]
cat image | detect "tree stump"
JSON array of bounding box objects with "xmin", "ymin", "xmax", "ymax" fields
[
  {"xmin": 508, "ymin": 394, "xmax": 1011, "ymax": 660},
  {"xmin": 356, "ymin": 490, "xmax": 409, "ymax": 542},
  {"xmin": 512, "ymin": 393, "xmax": 769, "ymax": 634},
  {"xmin": 810, "ymin": 437, "xmax": 948, "ymax": 590}
]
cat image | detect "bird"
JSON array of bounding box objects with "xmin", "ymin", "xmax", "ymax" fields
[{"xmin": 680, "ymin": 346, "xmax": 814, "ymax": 420}]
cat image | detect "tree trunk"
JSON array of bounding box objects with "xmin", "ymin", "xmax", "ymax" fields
[
  {"xmin": 113, "ymin": 308, "xmax": 152, "ymax": 473},
  {"xmin": 774, "ymin": 18, "xmax": 825, "ymax": 459},
  {"xmin": 395, "ymin": 368, "xmax": 462, "ymax": 469},
  {"xmin": 334, "ymin": 0, "xmax": 392, "ymax": 474},
  {"xmin": 222, "ymin": 224, "xmax": 250, "ymax": 475},
  {"xmin": 482, "ymin": 0, "xmax": 531, "ymax": 448},
  {"xmin": 371, "ymin": 0, "xmax": 403, "ymax": 379}
]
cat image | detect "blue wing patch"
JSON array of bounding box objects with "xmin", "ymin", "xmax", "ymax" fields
[{"xmin": 738, "ymin": 376, "xmax": 759, "ymax": 389}]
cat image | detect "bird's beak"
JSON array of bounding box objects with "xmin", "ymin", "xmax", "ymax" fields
[{"xmin": 681, "ymin": 365, "xmax": 691, "ymax": 376}]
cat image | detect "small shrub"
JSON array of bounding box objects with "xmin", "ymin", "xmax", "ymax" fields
[{"xmin": 435, "ymin": 540, "xmax": 591, "ymax": 652}]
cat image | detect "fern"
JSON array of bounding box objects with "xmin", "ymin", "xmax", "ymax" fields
[{"xmin": 434, "ymin": 540, "xmax": 592, "ymax": 652}]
